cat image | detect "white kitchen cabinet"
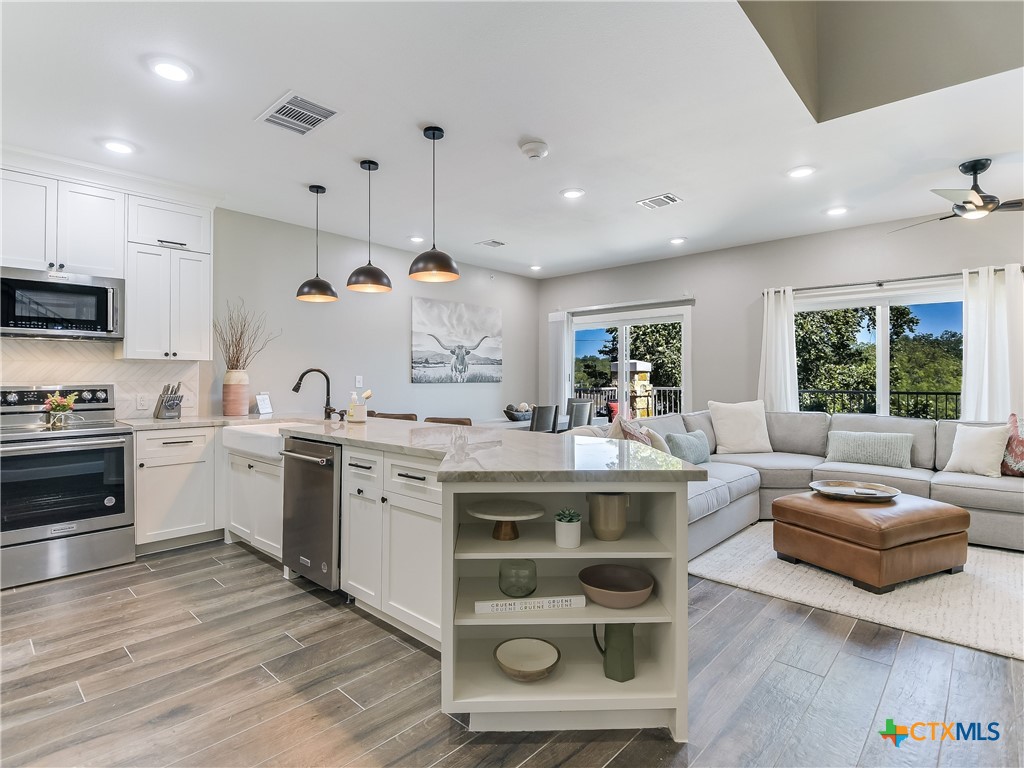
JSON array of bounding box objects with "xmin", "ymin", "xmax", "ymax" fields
[
  {"xmin": 128, "ymin": 196, "xmax": 212, "ymax": 254},
  {"xmin": 135, "ymin": 428, "xmax": 215, "ymax": 544},
  {"xmin": 341, "ymin": 447, "xmax": 384, "ymax": 607},
  {"xmin": 122, "ymin": 244, "xmax": 211, "ymax": 360},
  {"xmin": 382, "ymin": 491, "xmax": 442, "ymax": 638},
  {"xmin": 56, "ymin": 181, "xmax": 125, "ymax": 278},
  {"xmin": 1, "ymin": 169, "xmax": 57, "ymax": 270},
  {"xmin": 227, "ymin": 453, "xmax": 283, "ymax": 559}
]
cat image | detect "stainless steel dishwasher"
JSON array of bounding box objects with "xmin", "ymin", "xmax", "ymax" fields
[{"xmin": 281, "ymin": 437, "xmax": 342, "ymax": 590}]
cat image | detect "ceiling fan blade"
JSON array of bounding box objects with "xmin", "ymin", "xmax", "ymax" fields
[
  {"xmin": 931, "ymin": 188, "xmax": 983, "ymax": 206},
  {"xmin": 996, "ymin": 199, "xmax": 1023, "ymax": 212},
  {"xmin": 888, "ymin": 216, "xmax": 945, "ymax": 234}
]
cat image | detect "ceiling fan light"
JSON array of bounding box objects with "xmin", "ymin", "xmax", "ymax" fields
[
  {"xmin": 409, "ymin": 248, "xmax": 461, "ymax": 282},
  {"xmin": 296, "ymin": 276, "xmax": 339, "ymax": 301},
  {"xmin": 961, "ymin": 208, "xmax": 989, "ymax": 220}
]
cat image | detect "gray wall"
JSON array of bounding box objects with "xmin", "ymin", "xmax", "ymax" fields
[
  {"xmin": 537, "ymin": 214, "xmax": 1024, "ymax": 409},
  {"xmin": 206, "ymin": 209, "xmax": 540, "ymax": 422}
]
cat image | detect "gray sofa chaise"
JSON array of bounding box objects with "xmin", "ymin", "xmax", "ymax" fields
[{"xmin": 582, "ymin": 411, "xmax": 1024, "ymax": 559}]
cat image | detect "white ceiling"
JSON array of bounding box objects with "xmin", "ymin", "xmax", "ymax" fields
[{"xmin": 3, "ymin": 2, "xmax": 1022, "ymax": 278}]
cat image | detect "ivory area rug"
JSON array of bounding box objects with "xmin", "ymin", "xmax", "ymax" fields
[{"xmin": 689, "ymin": 522, "xmax": 1023, "ymax": 660}]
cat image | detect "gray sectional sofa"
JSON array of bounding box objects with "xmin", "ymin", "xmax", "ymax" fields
[{"xmin": 593, "ymin": 411, "xmax": 1024, "ymax": 559}]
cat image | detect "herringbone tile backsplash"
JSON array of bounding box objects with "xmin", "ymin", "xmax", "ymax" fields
[{"xmin": 0, "ymin": 339, "xmax": 200, "ymax": 418}]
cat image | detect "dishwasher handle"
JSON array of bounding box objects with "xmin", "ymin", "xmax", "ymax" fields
[{"xmin": 279, "ymin": 450, "xmax": 332, "ymax": 467}]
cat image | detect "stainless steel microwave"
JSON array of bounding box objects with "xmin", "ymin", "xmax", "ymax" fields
[{"xmin": 0, "ymin": 268, "xmax": 124, "ymax": 340}]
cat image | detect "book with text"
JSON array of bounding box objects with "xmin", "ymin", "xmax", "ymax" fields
[{"xmin": 475, "ymin": 595, "xmax": 586, "ymax": 613}]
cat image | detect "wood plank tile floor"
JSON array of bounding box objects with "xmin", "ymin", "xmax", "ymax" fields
[{"xmin": 1, "ymin": 541, "xmax": 1020, "ymax": 767}]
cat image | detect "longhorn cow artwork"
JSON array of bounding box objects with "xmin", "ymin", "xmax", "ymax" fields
[{"xmin": 411, "ymin": 298, "xmax": 502, "ymax": 384}]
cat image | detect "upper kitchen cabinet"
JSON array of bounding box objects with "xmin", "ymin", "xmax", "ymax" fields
[
  {"xmin": 122, "ymin": 244, "xmax": 211, "ymax": 360},
  {"xmin": 1, "ymin": 170, "xmax": 57, "ymax": 271},
  {"xmin": 128, "ymin": 196, "xmax": 212, "ymax": 254},
  {"xmin": 56, "ymin": 182, "xmax": 125, "ymax": 278}
]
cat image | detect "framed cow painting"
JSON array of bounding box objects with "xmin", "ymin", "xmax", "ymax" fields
[{"xmin": 411, "ymin": 297, "xmax": 502, "ymax": 383}]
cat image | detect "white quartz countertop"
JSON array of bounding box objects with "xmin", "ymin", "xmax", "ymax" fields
[
  {"xmin": 119, "ymin": 413, "xmax": 326, "ymax": 431},
  {"xmin": 277, "ymin": 418, "xmax": 706, "ymax": 483}
]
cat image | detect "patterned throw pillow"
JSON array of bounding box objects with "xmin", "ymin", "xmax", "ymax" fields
[
  {"xmin": 607, "ymin": 416, "xmax": 652, "ymax": 446},
  {"xmin": 1002, "ymin": 413, "xmax": 1024, "ymax": 477}
]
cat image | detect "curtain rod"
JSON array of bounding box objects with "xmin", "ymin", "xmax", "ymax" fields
[{"xmin": 791, "ymin": 265, "xmax": 1022, "ymax": 294}]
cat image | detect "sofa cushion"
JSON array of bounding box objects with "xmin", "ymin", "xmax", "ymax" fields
[
  {"xmin": 766, "ymin": 411, "xmax": 830, "ymax": 456},
  {"xmin": 704, "ymin": 461, "xmax": 761, "ymax": 502},
  {"xmin": 666, "ymin": 431, "xmax": 710, "ymax": 465},
  {"xmin": 812, "ymin": 461, "xmax": 934, "ymax": 497},
  {"xmin": 686, "ymin": 478, "xmax": 731, "ymax": 524},
  {"xmin": 825, "ymin": 430, "xmax": 913, "ymax": 469},
  {"xmin": 930, "ymin": 471, "xmax": 1024, "ymax": 514},
  {"xmin": 636, "ymin": 413, "xmax": 687, "ymax": 439},
  {"xmin": 709, "ymin": 399, "xmax": 772, "ymax": 454},
  {"xmin": 682, "ymin": 410, "xmax": 717, "ymax": 453},
  {"xmin": 935, "ymin": 419, "xmax": 1006, "ymax": 470},
  {"xmin": 829, "ymin": 413, "xmax": 936, "ymax": 470},
  {"xmin": 709, "ymin": 451, "xmax": 823, "ymax": 488}
]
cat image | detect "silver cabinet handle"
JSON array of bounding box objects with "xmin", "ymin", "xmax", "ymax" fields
[
  {"xmin": 0, "ymin": 436, "xmax": 127, "ymax": 456},
  {"xmin": 157, "ymin": 239, "xmax": 187, "ymax": 248},
  {"xmin": 279, "ymin": 450, "xmax": 331, "ymax": 466},
  {"xmin": 106, "ymin": 288, "xmax": 115, "ymax": 332},
  {"xmin": 397, "ymin": 472, "xmax": 427, "ymax": 482}
]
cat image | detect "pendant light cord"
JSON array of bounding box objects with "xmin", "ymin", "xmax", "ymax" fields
[
  {"xmin": 367, "ymin": 167, "xmax": 373, "ymax": 265},
  {"xmin": 432, "ymin": 137, "xmax": 437, "ymax": 249},
  {"xmin": 314, "ymin": 192, "xmax": 321, "ymax": 277}
]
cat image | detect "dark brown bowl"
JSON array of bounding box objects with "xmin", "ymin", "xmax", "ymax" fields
[{"xmin": 578, "ymin": 564, "xmax": 654, "ymax": 609}]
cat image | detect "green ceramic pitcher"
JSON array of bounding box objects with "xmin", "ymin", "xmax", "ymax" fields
[{"xmin": 593, "ymin": 623, "xmax": 635, "ymax": 682}]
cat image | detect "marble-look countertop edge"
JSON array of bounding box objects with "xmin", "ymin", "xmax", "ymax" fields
[
  {"xmin": 119, "ymin": 414, "xmax": 326, "ymax": 431},
  {"xmin": 278, "ymin": 427, "xmax": 447, "ymax": 461},
  {"xmin": 436, "ymin": 468, "xmax": 707, "ymax": 483}
]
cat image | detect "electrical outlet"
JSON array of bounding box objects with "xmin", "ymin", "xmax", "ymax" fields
[
  {"xmin": 136, "ymin": 394, "xmax": 148, "ymax": 410},
  {"xmin": 355, "ymin": 375, "xmax": 363, "ymax": 388}
]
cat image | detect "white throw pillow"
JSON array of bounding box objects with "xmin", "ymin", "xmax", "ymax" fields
[
  {"xmin": 707, "ymin": 399, "xmax": 773, "ymax": 454},
  {"xmin": 945, "ymin": 424, "xmax": 1012, "ymax": 478}
]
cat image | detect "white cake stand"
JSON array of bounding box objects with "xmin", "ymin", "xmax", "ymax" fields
[{"xmin": 467, "ymin": 499, "xmax": 545, "ymax": 540}]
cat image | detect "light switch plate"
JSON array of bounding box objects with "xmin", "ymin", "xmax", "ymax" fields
[
  {"xmin": 355, "ymin": 375, "xmax": 363, "ymax": 388},
  {"xmin": 136, "ymin": 394, "xmax": 147, "ymax": 409}
]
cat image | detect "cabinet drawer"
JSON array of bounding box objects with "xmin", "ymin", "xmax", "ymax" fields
[
  {"xmin": 136, "ymin": 428, "xmax": 213, "ymax": 462},
  {"xmin": 343, "ymin": 446, "xmax": 383, "ymax": 488},
  {"xmin": 384, "ymin": 455, "xmax": 441, "ymax": 503}
]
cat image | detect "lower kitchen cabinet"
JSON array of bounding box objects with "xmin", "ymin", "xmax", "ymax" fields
[
  {"xmin": 135, "ymin": 428, "xmax": 215, "ymax": 545},
  {"xmin": 382, "ymin": 492, "xmax": 442, "ymax": 638},
  {"xmin": 226, "ymin": 453, "xmax": 283, "ymax": 560}
]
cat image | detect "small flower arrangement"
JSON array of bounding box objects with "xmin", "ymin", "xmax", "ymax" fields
[
  {"xmin": 44, "ymin": 391, "xmax": 78, "ymax": 413},
  {"xmin": 555, "ymin": 507, "xmax": 581, "ymax": 524}
]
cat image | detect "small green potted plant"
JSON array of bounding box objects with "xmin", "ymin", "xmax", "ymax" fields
[{"xmin": 555, "ymin": 507, "xmax": 582, "ymax": 549}]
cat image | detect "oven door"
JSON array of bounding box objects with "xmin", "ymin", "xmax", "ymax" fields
[
  {"xmin": 0, "ymin": 435, "xmax": 134, "ymax": 546},
  {"xmin": 0, "ymin": 269, "xmax": 123, "ymax": 340}
]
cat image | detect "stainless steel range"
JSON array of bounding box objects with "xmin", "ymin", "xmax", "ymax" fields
[{"xmin": 1, "ymin": 384, "xmax": 135, "ymax": 588}]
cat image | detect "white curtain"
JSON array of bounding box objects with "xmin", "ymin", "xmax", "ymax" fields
[
  {"xmin": 961, "ymin": 264, "xmax": 1024, "ymax": 421},
  {"xmin": 757, "ymin": 286, "xmax": 799, "ymax": 411}
]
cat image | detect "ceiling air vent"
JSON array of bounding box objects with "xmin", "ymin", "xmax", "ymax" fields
[
  {"xmin": 476, "ymin": 239, "xmax": 506, "ymax": 248},
  {"xmin": 258, "ymin": 91, "xmax": 337, "ymax": 136},
  {"xmin": 636, "ymin": 193, "xmax": 682, "ymax": 210}
]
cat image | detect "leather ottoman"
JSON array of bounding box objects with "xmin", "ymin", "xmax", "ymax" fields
[{"xmin": 771, "ymin": 492, "xmax": 970, "ymax": 594}]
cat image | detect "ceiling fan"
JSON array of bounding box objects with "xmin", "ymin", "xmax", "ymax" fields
[{"xmin": 891, "ymin": 158, "xmax": 1023, "ymax": 233}]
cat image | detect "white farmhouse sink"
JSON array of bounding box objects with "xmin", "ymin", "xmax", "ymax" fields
[{"xmin": 222, "ymin": 422, "xmax": 316, "ymax": 461}]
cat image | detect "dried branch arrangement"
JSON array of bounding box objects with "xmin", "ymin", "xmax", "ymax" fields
[{"xmin": 213, "ymin": 299, "xmax": 281, "ymax": 370}]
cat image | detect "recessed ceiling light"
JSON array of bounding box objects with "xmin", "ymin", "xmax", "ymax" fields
[
  {"xmin": 669, "ymin": 237, "xmax": 687, "ymax": 245},
  {"xmin": 560, "ymin": 188, "xmax": 586, "ymax": 199},
  {"xmin": 826, "ymin": 206, "xmax": 848, "ymax": 216},
  {"xmin": 530, "ymin": 265, "xmax": 542, "ymax": 271},
  {"xmin": 409, "ymin": 236, "xmax": 425, "ymax": 243},
  {"xmin": 787, "ymin": 165, "xmax": 816, "ymax": 178},
  {"xmin": 150, "ymin": 58, "xmax": 193, "ymax": 82},
  {"xmin": 103, "ymin": 140, "xmax": 135, "ymax": 155}
]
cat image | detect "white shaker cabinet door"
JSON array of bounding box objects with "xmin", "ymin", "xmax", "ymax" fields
[
  {"xmin": 382, "ymin": 493, "xmax": 441, "ymax": 640},
  {"xmin": 128, "ymin": 196, "xmax": 212, "ymax": 254},
  {"xmin": 1, "ymin": 170, "xmax": 57, "ymax": 270},
  {"xmin": 124, "ymin": 245, "xmax": 172, "ymax": 359},
  {"xmin": 226, "ymin": 454, "xmax": 254, "ymax": 540},
  {"xmin": 170, "ymin": 250, "xmax": 211, "ymax": 361},
  {"xmin": 56, "ymin": 182, "xmax": 125, "ymax": 278},
  {"xmin": 135, "ymin": 459, "xmax": 215, "ymax": 544},
  {"xmin": 341, "ymin": 484, "xmax": 383, "ymax": 608},
  {"xmin": 250, "ymin": 458, "xmax": 283, "ymax": 559}
]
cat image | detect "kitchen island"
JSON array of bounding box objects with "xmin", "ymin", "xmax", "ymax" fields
[{"xmin": 279, "ymin": 418, "xmax": 704, "ymax": 743}]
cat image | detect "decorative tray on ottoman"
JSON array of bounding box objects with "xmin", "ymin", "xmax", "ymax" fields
[{"xmin": 809, "ymin": 480, "xmax": 900, "ymax": 502}]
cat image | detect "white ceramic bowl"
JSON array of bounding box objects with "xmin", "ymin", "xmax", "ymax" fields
[{"xmin": 493, "ymin": 637, "xmax": 560, "ymax": 682}]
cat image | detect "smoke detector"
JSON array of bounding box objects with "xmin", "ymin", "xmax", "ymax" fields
[{"xmin": 519, "ymin": 140, "xmax": 549, "ymax": 160}]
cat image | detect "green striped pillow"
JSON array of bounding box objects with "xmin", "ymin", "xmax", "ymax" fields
[{"xmin": 825, "ymin": 431, "xmax": 913, "ymax": 469}]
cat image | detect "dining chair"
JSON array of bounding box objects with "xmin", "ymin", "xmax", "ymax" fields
[
  {"xmin": 424, "ymin": 417, "xmax": 473, "ymax": 426},
  {"xmin": 566, "ymin": 397, "xmax": 594, "ymax": 426},
  {"xmin": 529, "ymin": 405, "xmax": 559, "ymax": 433},
  {"xmin": 566, "ymin": 401, "xmax": 593, "ymax": 430},
  {"xmin": 370, "ymin": 412, "xmax": 418, "ymax": 421}
]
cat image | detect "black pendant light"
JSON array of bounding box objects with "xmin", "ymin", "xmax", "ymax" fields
[
  {"xmin": 296, "ymin": 184, "xmax": 339, "ymax": 302},
  {"xmin": 409, "ymin": 126, "xmax": 460, "ymax": 282},
  {"xmin": 347, "ymin": 160, "xmax": 392, "ymax": 293}
]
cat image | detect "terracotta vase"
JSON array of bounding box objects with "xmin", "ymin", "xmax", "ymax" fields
[{"xmin": 222, "ymin": 369, "xmax": 250, "ymax": 416}]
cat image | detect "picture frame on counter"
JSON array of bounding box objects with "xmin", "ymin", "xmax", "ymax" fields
[{"xmin": 255, "ymin": 392, "xmax": 273, "ymax": 414}]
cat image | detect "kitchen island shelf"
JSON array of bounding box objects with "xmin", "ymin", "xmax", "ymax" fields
[
  {"xmin": 455, "ymin": 576, "xmax": 670, "ymax": 625},
  {"xmin": 454, "ymin": 522, "xmax": 671, "ymax": 559}
]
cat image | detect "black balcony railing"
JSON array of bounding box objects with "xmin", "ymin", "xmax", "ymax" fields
[
  {"xmin": 573, "ymin": 387, "xmax": 684, "ymax": 417},
  {"xmin": 799, "ymin": 389, "xmax": 961, "ymax": 419}
]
